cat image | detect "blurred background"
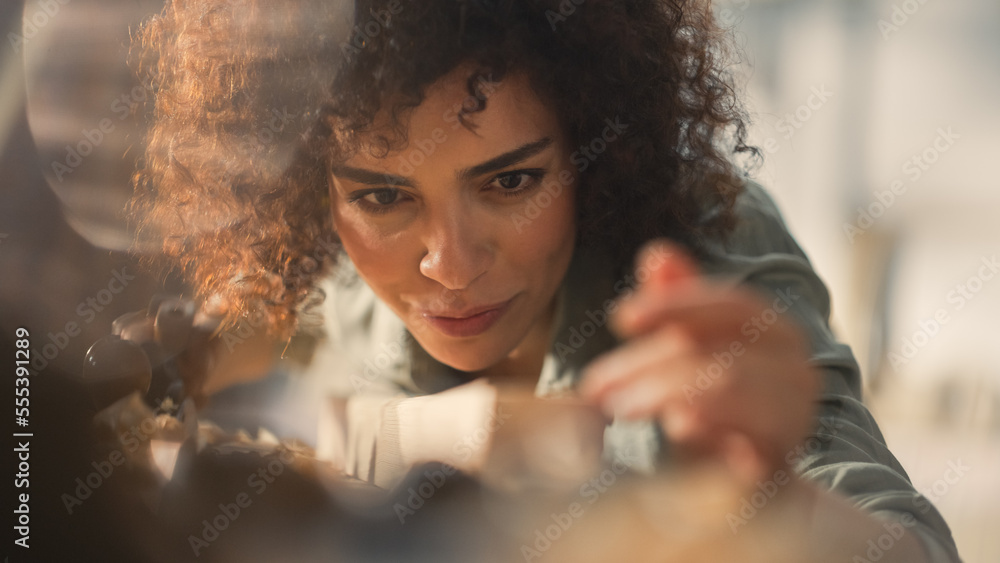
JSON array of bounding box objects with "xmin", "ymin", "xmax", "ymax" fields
[
  {"xmin": 0, "ymin": 0, "xmax": 997, "ymax": 561},
  {"xmin": 718, "ymin": 0, "xmax": 1000, "ymax": 561}
]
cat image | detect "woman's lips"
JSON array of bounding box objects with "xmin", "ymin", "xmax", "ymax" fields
[{"xmin": 421, "ymin": 297, "xmax": 515, "ymax": 338}]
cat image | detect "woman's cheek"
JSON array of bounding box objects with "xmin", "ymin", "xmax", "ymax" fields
[
  {"xmin": 520, "ymin": 183, "xmax": 575, "ymax": 261},
  {"xmin": 509, "ymin": 174, "xmax": 575, "ymax": 229},
  {"xmin": 333, "ymin": 209, "xmax": 408, "ymax": 281}
]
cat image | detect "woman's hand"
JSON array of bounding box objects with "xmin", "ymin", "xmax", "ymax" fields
[{"xmin": 580, "ymin": 240, "xmax": 821, "ymax": 483}]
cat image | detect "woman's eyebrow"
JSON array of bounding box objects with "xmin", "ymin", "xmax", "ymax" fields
[
  {"xmin": 330, "ymin": 136, "xmax": 553, "ymax": 188},
  {"xmin": 459, "ymin": 137, "xmax": 553, "ymax": 181},
  {"xmin": 331, "ymin": 166, "xmax": 414, "ymax": 188}
]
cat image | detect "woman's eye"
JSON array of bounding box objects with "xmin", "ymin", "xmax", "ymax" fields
[
  {"xmin": 363, "ymin": 189, "xmax": 400, "ymax": 206},
  {"xmin": 498, "ymin": 174, "xmax": 526, "ymax": 190},
  {"xmin": 347, "ymin": 188, "xmax": 406, "ymax": 214},
  {"xmin": 490, "ymin": 170, "xmax": 545, "ymax": 196}
]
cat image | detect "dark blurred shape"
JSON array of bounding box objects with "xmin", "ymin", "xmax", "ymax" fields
[
  {"xmin": 82, "ymin": 335, "xmax": 153, "ymax": 409},
  {"xmin": 153, "ymin": 298, "xmax": 195, "ymax": 356}
]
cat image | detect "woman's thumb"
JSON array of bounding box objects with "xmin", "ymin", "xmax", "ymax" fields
[{"xmin": 634, "ymin": 238, "xmax": 698, "ymax": 294}]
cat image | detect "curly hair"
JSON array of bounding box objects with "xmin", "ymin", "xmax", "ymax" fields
[{"xmin": 130, "ymin": 0, "xmax": 758, "ymax": 338}]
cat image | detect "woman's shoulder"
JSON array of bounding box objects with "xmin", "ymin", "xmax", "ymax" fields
[
  {"xmin": 696, "ymin": 179, "xmax": 851, "ymax": 391},
  {"xmin": 702, "ymin": 178, "xmax": 809, "ymax": 262}
]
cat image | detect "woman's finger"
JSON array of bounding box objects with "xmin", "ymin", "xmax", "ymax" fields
[
  {"xmin": 580, "ymin": 324, "xmax": 696, "ymax": 400},
  {"xmin": 614, "ymin": 288, "xmax": 731, "ymax": 339},
  {"xmin": 632, "ymin": 238, "xmax": 700, "ymax": 295},
  {"xmin": 717, "ymin": 431, "xmax": 771, "ymax": 485},
  {"xmin": 598, "ymin": 367, "xmax": 690, "ymax": 419},
  {"xmin": 679, "ymin": 354, "xmax": 819, "ymax": 471}
]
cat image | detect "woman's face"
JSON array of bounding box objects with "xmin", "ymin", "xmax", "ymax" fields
[{"xmin": 329, "ymin": 66, "xmax": 578, "ymax": 373}]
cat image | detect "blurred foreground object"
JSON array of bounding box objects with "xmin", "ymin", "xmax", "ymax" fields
[
  {"xmin": 21, "ymin": 0, "xmax": 351, "ymax": 251},
  {"xmin": 79, "ymin": 322, "xmax": 912, "ymax": 562},
  {"xmin": 81, "ymin": 386, "xmax": 901, "ymax": 563},
  {"xmin": 82, "ymin": 294, "xmax": 279, "ymax": 411}
]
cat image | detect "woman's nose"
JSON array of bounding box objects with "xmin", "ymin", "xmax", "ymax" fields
[{"xmin": 419, "ymin": 208, "xmax": 493, "ymax": 291}]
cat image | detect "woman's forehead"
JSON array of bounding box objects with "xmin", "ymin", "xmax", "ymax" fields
[{"xmin": 348, "ymin": 69, "xmax": 565, "ymax": 164}]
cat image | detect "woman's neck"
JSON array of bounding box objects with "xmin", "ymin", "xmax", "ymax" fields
[{"xmin": 472, "ymin": 294, "xmax": 559, "ymax": 389}]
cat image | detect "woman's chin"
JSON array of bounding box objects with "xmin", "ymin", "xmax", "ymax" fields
[
  {"xmin": 439, "ymin": 354, "xmax": 496, "ymax": 374},
  {"xmin": 422, "ymin": 343, "xmax": 502, "ymax": 374}
]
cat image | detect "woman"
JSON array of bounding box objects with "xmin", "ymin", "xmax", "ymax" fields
[{"xmin": 129, "ymin": 0, "xmax": 961, "ymax": 560}]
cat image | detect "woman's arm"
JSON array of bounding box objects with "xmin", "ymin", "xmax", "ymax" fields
[
  {"xmin": 315, "ymin": 379, "xmax": 499, "ymax": 488},
  {"xmin": 581, "ymin": 180, "xmax": 961, "ymax": 562},
  {"xmin": 713, "ymin": 182, "xmax": 962, "ymax": 562}
]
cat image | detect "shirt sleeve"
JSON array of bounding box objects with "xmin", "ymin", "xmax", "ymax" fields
[
  {"xmin": 697, "ymin": 180, "xmax": 963, "ymax": 562},
  {"xmin": 313, "ymin": 377, "xmax": 498, "ymax": 489}
]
